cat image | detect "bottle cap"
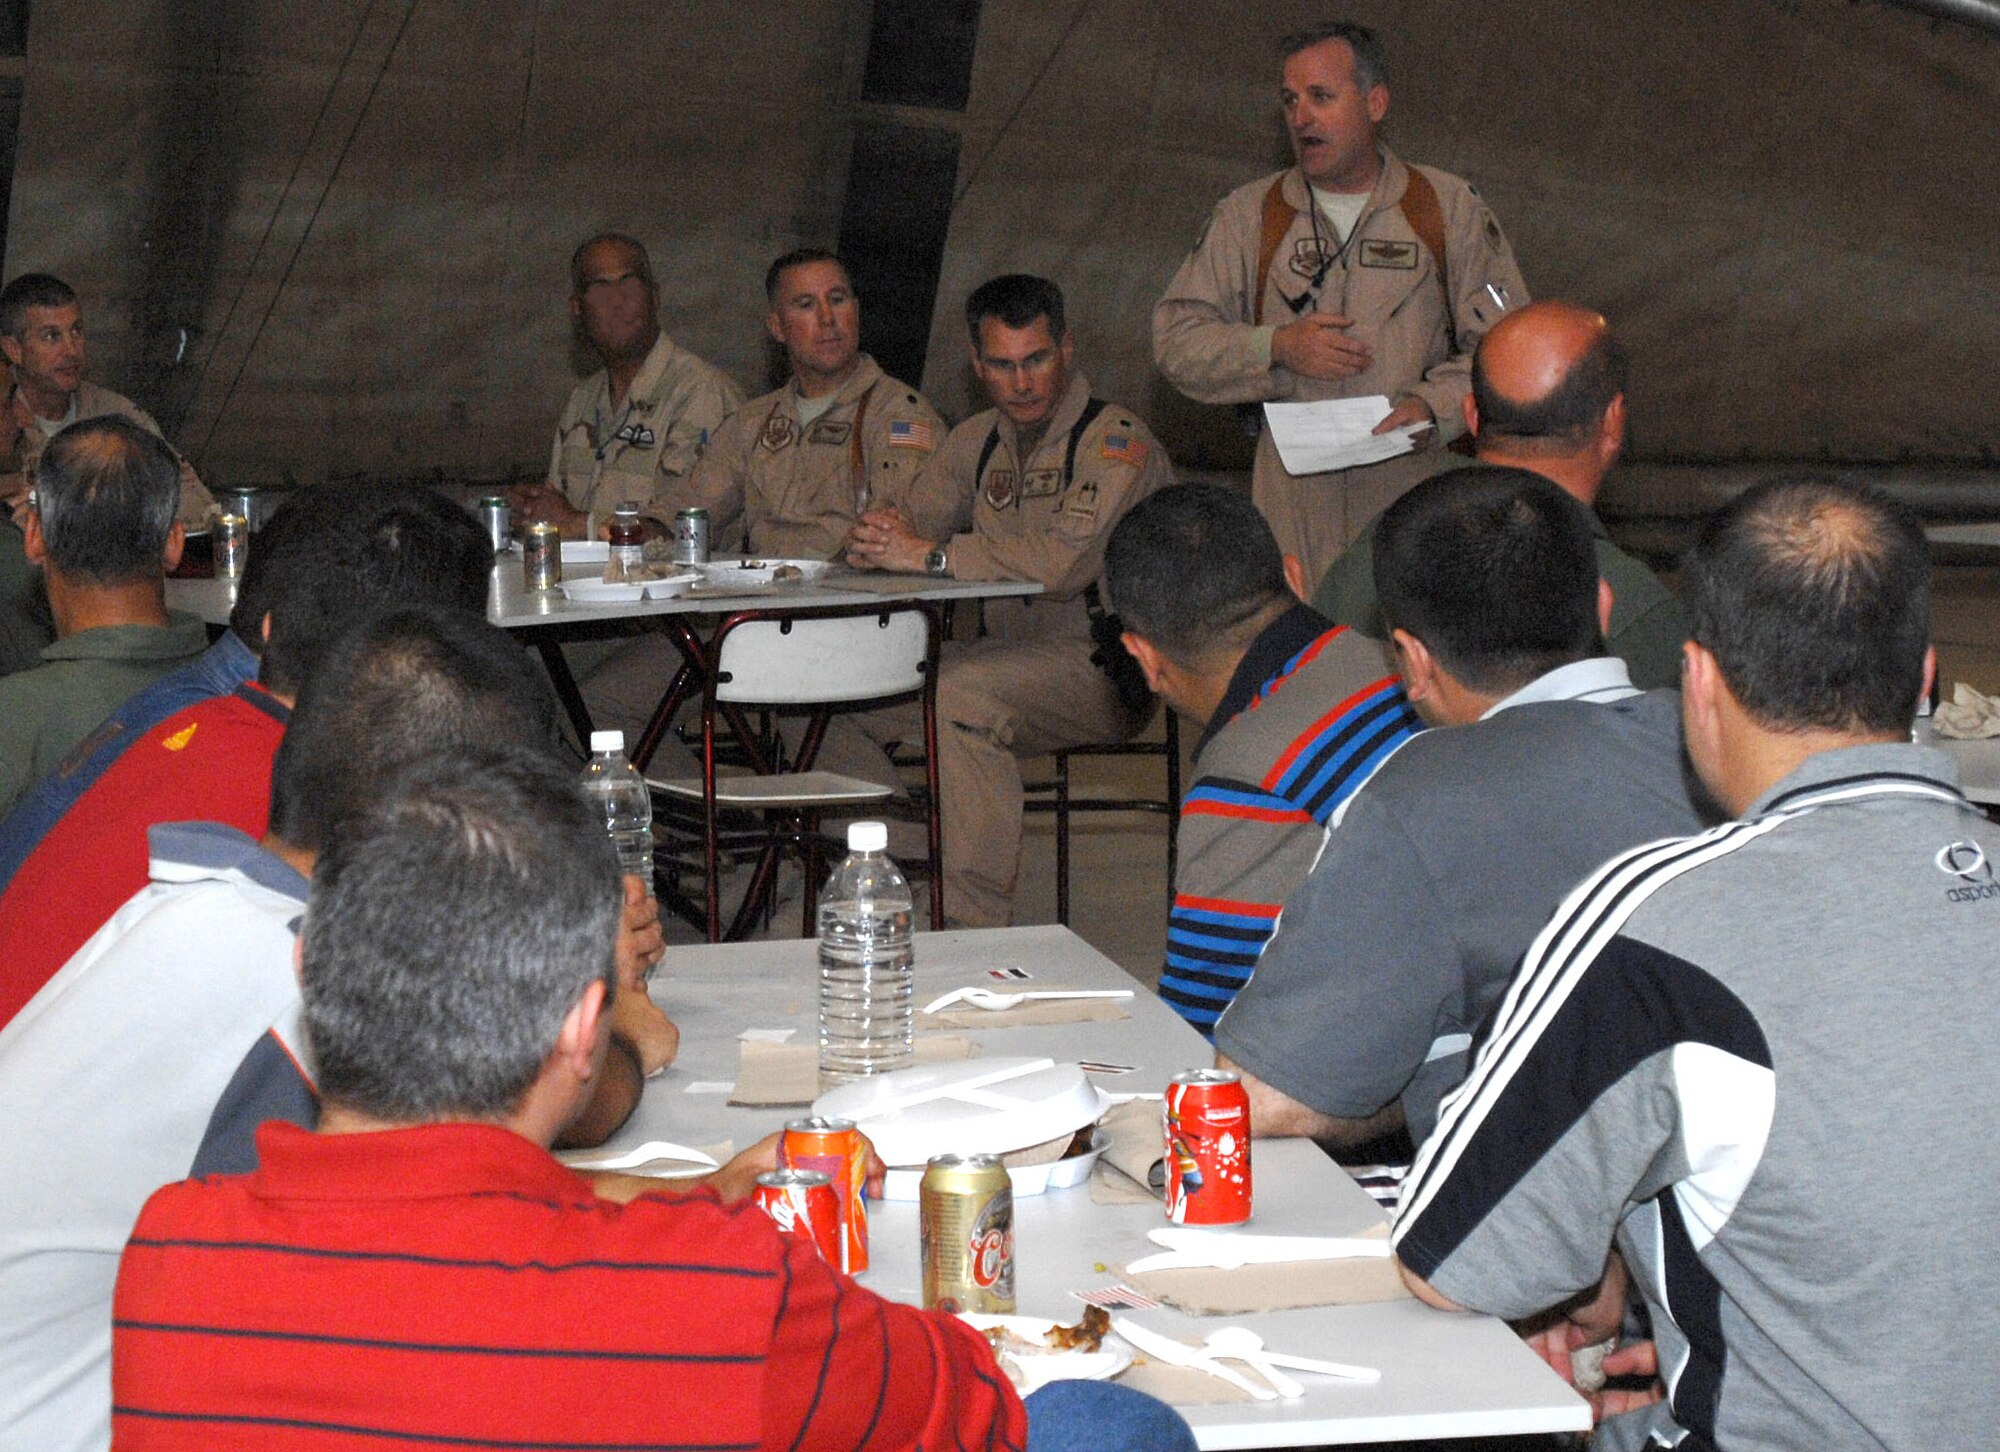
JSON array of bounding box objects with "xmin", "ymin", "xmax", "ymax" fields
[
  {"xmin": 847, "ymin": 821, "xmax": 888, "ymax": 853},
  {"xmin": 589, "ymin": 729, "xmax": 626, "ymax": 754},
  {"xmin": 614, "ymin": 501, "xmax": 639, "ymax": 516}
]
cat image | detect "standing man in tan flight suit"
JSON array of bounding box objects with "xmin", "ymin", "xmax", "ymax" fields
[
  {"xmin": 514, "ymin": 233, "xmax": 744, "ymax": 745},
  {"xmin": 512, "ymin": 233, "xmax": 744, "ymax": 542},
  {"xmin": 678, "ymin": 248, "xmax": 947, "ymax": 557},
  {"xmin": 843, "ymin": 274, "xmax": 1174, "ymax": 927},
  {"xmin": 1153, "ymin": 21, "xmax": 1528, "ymax": 587}
]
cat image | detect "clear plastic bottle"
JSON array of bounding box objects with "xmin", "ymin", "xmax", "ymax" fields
[
  {"xmin": 581, "ymin": 729, "xmax": 653, "ymax": 895},
  {"xmin": 818, "ymin": 821, "xmax": 915, "ymax": 1086}
]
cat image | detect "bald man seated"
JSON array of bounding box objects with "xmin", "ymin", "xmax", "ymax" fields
[{"xmin": 1314, "ymin": 300, "xmax": 1687, "ymax": 689}]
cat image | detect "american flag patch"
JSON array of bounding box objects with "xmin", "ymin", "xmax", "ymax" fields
[
  {"xmin": 888, "ymin": 419, "xmax": 934, "ymax": 450},
  {"xmin": 1101, "ymin": 433, "xmax": 1148, "ymax": 468}
]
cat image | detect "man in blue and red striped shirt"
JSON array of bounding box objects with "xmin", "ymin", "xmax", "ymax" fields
[
  {"xmin": 1106, "ymin": 484, "xmax": 1421, "ymax": 1036},
  {"xmin": 113, "ymin": 745, "xmax": 1193, "ymax": 1452}
]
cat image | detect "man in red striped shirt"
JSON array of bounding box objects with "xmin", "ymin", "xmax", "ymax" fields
[{"xmin": 112, "ymin": 746, "xmax": 1193, "ymax": 1452}]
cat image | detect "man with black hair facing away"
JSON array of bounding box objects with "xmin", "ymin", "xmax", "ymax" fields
[
  {"xmin": 843, "ymin": 273, "xmax": 1174, "ymax": 926},
  {"xmin": 1313, "ymin": 299, "xmax": 1687, "ymax": 689},
  {"xmin": 1213, "ymin": 466, "xmax": 1708, "ymax": 1153},
  {"xmin": 111, "ymin": 745, "xmax": 1201, "ymax": 1451},
  {"xmin": 0, "ymin": 416, "xmax": 207, "ymax": 816},
  {"xmin": 0, "ymin": 607, "xmax": 663, "ymax": 1452},
  {"xmin": 1104, "ymin": 483, "xmax": 1420, "ymax": 1036},
  {"xmin": 1395, "ymin": 474, "xmax": 1999, "ymax": 1452}
]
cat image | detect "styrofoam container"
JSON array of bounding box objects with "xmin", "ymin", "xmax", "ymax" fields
[
  {"xmin": 812, "ymin": 1056, "xmax": 1110, "ymax": 1179},
  {"xmin": 700, "ymin": 556, "xmax": 832, "ymax": 589},
  {"xmin": 560, "ymin": 540, "xmax": 610, "ymax": 563},
  {"xmin": 879, "ymin": 1128, "xmax": 1107, "ymax": 1201},
  {"xmin": 558, "ymin": 572, "xmax": 698, "ymax": 604}
]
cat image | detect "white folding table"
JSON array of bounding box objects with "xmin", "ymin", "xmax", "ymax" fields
[{"xmin": 617, "ymin": 925, "xmax": 1590, "ymax": 1449}]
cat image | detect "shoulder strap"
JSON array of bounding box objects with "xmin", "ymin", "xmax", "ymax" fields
[
  {"xmin": 848, "ymin": 385, "xmax": 874, "ymax": 500},
  {"xmin": 1063, "ymin": 398, "xmax": 1110, "ymax": 488},
  {"xmin": 1397, "ymin": 167, "xmax": 1455, "ymax": 354},
  {"xmin": 975, "ymin": 423, "xmax": 1003, "ymax": 486},
  {"xmin": 1252, "ymin": 177, "xmax": 1293, "ymax": 327}
]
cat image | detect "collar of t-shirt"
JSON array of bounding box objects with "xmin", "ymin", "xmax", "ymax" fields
[
  {"xmin": 32, "ymin": 392, "xmax": 80, "ymax": 437},
  {"xmin": 1309, "ymin": 185, "xmax": 1370, "ymax": 244},
  {"xmin": 1203, "ymin": 602, "xmax": 1339, "ymax": 755},
  {"xmin": 794, "ymin": 389, "xmax": 838, "ymax": 428},
  {"xmin": 1481, "ymin": 656, "xmax": 1640, "ymax": 719},
  {"xmin": 1749, "ymin": 739, "xmax": 1967, "ymax": 819}
]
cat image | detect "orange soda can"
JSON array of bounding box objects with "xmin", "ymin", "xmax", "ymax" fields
[
  {"xmin": 781, "ymin": 1115, "xmax": 869, "ymax": 1273},
  {"xmin": 751, "ymin": 1169, "xmax": 842, "ymax": 1266},
  {"xmin": 1163, "ymin": 1069, "xmax": 1252, "ymax": 1224}
]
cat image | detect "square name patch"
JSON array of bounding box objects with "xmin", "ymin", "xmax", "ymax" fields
[{"xmin": 1359, "ymin": 239, "xmax": 1419, "ymax": 269}]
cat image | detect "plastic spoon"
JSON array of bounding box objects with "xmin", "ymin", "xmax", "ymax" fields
[
  {"xmin": 1202, "ymin": 1328, "xmax": 1303, "ymax": 1398},
  {"xmin": 921, "ymin": 987, "xmax": 1135, "ymax": 1013}
]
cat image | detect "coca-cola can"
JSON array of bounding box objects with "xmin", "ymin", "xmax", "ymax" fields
[
  {"xmin": 522, "ymin": 521, "xmax": 560, "ymax": 592},
  {"xmin": 1163, "ymin": 1069, "xmax": 1252, "ymax": 1225},
  {"xmin": 920, "ymin": 1153, "xmax": 1013, "ymax": 1313},
  {"xmin": 751, "ymin": 1169, "xmax": 842, "ymax": 1267},
  {"xmin": 781, "ymin": 1116, "xmax": 869, "ymax": 1273},
  {"xmin": 673, "ymin": 507, "xmax": 709, "ymax": 565}
]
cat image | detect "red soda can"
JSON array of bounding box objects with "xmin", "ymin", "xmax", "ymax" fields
[
  {"xmin": 781, "ymin": 1116, "xmax": 869, "ymax": 1273},
  {"xmin": 752, "ymin": 1169, "xmax": 842, "ymax": 1266},
  {"xmin": 1163, "ymin": 1069, "xmax": 1252, "ymax": 1224}
]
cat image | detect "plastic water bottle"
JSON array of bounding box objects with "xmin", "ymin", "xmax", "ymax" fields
[
  {"xmin": 818, "ymin": 821, "xmax": 915, "ymax": 1086},
  {"xmin": 581, "ymin": 729, "xmax": 653, "ymax": 895}
]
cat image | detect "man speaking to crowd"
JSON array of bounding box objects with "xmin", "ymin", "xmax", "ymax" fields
[{"xmin": 1154, "ymin": 21, "xmax": 1528, "ymax": 585}]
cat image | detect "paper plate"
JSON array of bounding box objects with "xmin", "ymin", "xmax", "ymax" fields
[
  {"xmin": 700, "ymin": 556, "xmax": 831, "ymax": 589},
  {"xmin": 811, "ymin": 1057, "xmax": 1110, "ymax": 1173},
  {"xmin": 958, "ymin": 1315, "xmax": 1130, "ymax": 1393}
]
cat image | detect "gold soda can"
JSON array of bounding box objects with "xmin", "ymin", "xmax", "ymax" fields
[
  {"xmin": 523, "ymin": 521, "xmax": 560, "ymax": 592},
  {"xmin": 920, "ymin": 1153, "xmax": 1013, "ymax": 1313}
]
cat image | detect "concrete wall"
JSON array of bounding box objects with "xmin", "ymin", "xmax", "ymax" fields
[{"xmin": 7, "ymin": 0, "xmax": 1997, "ymax": 486}]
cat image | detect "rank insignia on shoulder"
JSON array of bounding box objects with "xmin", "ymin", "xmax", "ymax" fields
[
  {"xmin": 984, "ymin": 469, "xmax": 1017, "ymax": 509},
  {"xmin": 1358, "ymin": 240, "xmax": 1418, "ymax": 269},
  {"xmin": 1101, "ymin": 433, "xmax": 1149, "ymax": 469},
  {"xmin": 889, "ymin": 419, "xmax": 934, "ymax": 451},
  {"xmin": 807, "ymin": 420, "xmax": 853, "ymax": 446},
  {"xmin": 760, "ymin": 414, "xmax": 796, "ymax": 452}
]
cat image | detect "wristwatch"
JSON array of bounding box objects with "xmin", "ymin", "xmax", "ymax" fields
[{"xmin": 924, "ymin": 544, "xmax": 950, "ymax": 578}]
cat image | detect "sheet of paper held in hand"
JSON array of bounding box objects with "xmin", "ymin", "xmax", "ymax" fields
[{"xmin": 1262, "ymin": 396, "xmax": 1425, "ymax": 476}]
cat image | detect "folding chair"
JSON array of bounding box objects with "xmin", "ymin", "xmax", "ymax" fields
[
  {"xmin": 649, "ymin": 602, "xmax": 944, "ymax": 941},
  {"xmin": 1023, "ymin": 707, "xmax": 1182, "ymax": 926}
]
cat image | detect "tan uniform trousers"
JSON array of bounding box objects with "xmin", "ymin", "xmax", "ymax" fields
[{"xmin": 820, "ymin": 635, "xmax": 1138, "ymax": 928}]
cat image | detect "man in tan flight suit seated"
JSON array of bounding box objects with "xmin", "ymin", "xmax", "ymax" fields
[
  {"xmin": 1153, "ymin": 20, "xmax": 1528, "ymax": 587},
  {"xmin": 514, "ymin": 233, "xmax": 745, "ymax": 744},
  {"xmin": 512, "ymin": 232, "xmax": 744, "ymax": 543},
  {"xmin": 842, "ymin": 274, "xmax": 1174, "ymax": 926},
  {"xmin": 0, "ymin": 273, "xmax": 214, "ymax": 678},
  {"xmin": 678, "ymin": 248, "xmax": 947, "ymax": 557}
]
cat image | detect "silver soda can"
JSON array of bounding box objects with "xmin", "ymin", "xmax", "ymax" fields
[
  {"xmin": 523, "ymin": 521, "xmax": 561, "ymax": 592},
  {"xmin": 478, "ymin": 495, "xmax": 511, "ymax": 553},
  {"xmin": 215, "ymin": 513, "xmax": 249, "ymax": 580},
  {"xmin": 220, "ymin": 487, "xmax": 259, "ymax": 532},
  {"xmin": 674, "ymin": 508, "xmax": 709, "ymax": 565}
]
